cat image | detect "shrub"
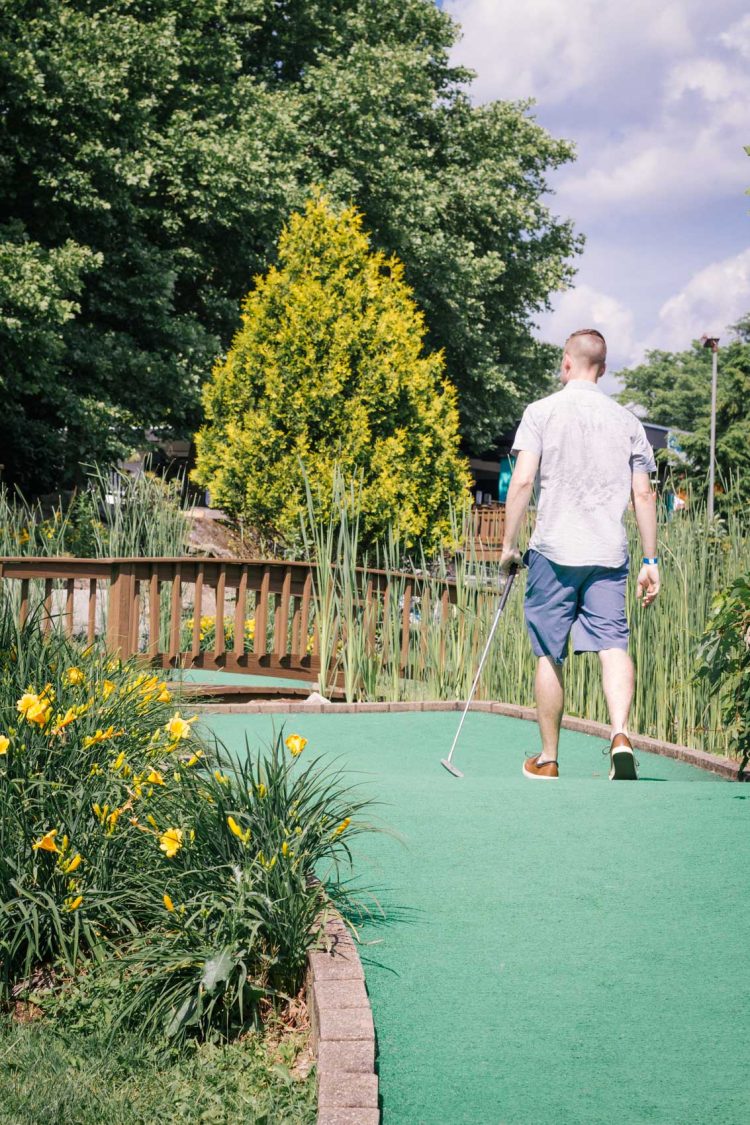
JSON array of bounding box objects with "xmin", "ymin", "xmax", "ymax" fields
[
  {"xmin": 0, "ymin": 606, "xmax": 371, "ymax": 1039},
  {"xmin": 193, "ymin": 194, "xmax": 472, "ymax": 552},
  {"xmin": 696, "ymin": 571, "xmax": 750, "ymax": 763}
]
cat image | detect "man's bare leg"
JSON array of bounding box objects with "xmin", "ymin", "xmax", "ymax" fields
[
  {"xmin": 535, "ymin": 656, "xmax": 564, "ymax": 761},
  {"xmin": 598, "ymin": 647, "xmax": 634, "ymax": 736}
]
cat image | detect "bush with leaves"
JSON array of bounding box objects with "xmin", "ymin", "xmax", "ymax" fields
[
  {"xmin": 194, "ymin": 195, "xmax": 472, "ymax": 551},
  {"xmin": 0, "ymin": 606, "xmax": 371, "ymax": 1040},
  {"xmin": 696, "ymin": 572, "xmax": 750, "ymax": 764}
]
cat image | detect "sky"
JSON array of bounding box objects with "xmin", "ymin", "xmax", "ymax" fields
[{"xmin": 441, "ymin": 0, "xmax": 750, "ymax": 391}]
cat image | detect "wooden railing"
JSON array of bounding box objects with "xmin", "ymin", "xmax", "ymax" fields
[
  {"xmin": 466, "ymin": 504, "xmax": 505, "ymax": 561},
  {"xmin": 0, "ymin": 557, "xmax": 469, "ymax": 685}
]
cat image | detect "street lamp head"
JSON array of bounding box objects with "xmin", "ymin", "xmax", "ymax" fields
[{"xmin": 700, "ymin": 334, "xmax": 720, "ymax": 351}]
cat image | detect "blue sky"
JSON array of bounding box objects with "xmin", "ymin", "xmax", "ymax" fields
[{"xmin": 441, "ymin": 0, "xmax": 750, "ymax": 390}]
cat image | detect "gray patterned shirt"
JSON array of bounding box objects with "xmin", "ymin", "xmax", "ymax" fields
[{"xmin": 512, "ymin": 380, "xmax": 656, "ymax": 567}]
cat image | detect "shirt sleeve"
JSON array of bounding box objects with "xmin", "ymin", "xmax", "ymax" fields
[
  {"xmin": 631, "ymin": 421, "xmax": 657, "ymax": 474},
  {"xmin": 512, "ymin": 405, "xmax": 543, "ymax": 455}
]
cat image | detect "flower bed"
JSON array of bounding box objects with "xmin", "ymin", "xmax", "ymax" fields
[{"xmin": 0, "ymin": 605, "xmax": 370, "ymax": 1045}]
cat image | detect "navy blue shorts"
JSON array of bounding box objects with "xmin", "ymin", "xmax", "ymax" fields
[{"xmin": 523, "ymin": 549, "xmax": 629, "ymax": 665}]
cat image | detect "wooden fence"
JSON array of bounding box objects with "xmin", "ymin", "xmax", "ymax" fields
[
  {"xmin": 0, "ymin": 557, "xmax": 467, "ymax": 685},
  {"xmin": 466, "ymin": 504, "xmax": 506, "ymax": 561}
]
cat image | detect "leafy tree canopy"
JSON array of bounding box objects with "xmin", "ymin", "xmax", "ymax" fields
[
  {"xmin": 193, "ymin": 195, "xmax": 471, "ymax": 549},
  {"xmin": 1, "ymin": 0, "xmax": 579, "ymax": 492},
  {"xmin": 617, "ymin": 317, "xmax": 750, "ymax": 497}
]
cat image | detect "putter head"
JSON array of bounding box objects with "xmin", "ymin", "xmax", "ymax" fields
[{"xmin": 440, "ymin": 758, "xmax": 464, "ymax": 778}]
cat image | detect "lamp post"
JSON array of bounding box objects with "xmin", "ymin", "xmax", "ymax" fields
[{"xmin": 700, "ymin": 335, "xmax": 719, "ymax": 521}]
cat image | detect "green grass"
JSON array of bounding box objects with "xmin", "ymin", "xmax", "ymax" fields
[{"xmin": 0, "ymin": 1016, "xmax": 316, "ymax": 1125}]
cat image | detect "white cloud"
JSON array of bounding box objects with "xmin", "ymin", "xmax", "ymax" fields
[
  {"xmin": 665, "ymin": 56, "xmax": 749, "ymax": 103},
  {"xmin": 644, "ymin": 246, "xmax": 750, "ymax": 351},
  {"xmin": 445, "ymin": 1, "xmax": 750, "ymax": 213},
  {"xmin": 719, "ymin": 13, "xmax": 750, "ymax": 59},
  {"xmin": 557, "ymin": 49, "xmax": 750, "ymax": 211},
  {"xmin": 535, "ymin": 283, "xmax": 638, "ymax": 367},
  {"xmin": 443, "ymin": 0, "xmax": 694, "ymax": 105}
]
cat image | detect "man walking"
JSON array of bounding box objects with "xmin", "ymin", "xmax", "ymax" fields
[{"xmin": 499, "ymin": 329, "xmax": 660, "ymax": 780}]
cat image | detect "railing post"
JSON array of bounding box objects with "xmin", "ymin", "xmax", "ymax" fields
[{"xmin": 107, "ymin": 563, "xmax": 135, "ymax": 658}]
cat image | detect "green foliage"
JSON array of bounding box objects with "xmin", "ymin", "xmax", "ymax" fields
[
  {"xmin": 695, "ymin": 571, "xmax": 750, "ymax": 764},
  {"xmin": 0, "ymin": 465, "xmax": 191, "ymax": 558},
  {"xmin": 0, "ymin": 610, "xmax": 372, "ymax": 1040},
  {"xmin": 194, "ymin": 196, "xmax": 472, "ymax": 550},
  {"xmin": 0, "ymin": 1018, "xmax": 316, "ymax": 1124},
  {"xmin": 617, "ymin": 318, "xmax": 750, "ymax": 501},
  {"xmin": 1, "ymin": 0, "xmax": 578, "ymax": 492}
]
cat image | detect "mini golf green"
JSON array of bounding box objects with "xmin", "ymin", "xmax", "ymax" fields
[
  {"xmin": 168, "ymin": 669, "xmax": 307, "ymax": 689},
  {"xmin": 204, "ymin": 711, "xmax": 750, "ymax": 1125}
]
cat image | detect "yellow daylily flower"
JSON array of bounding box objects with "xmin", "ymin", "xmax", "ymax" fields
[
  {"xmin": 165, "ymin": 713, "xmax": 197, "ymax": 741},
  {"xmin": 33, "ymin": 829, "xmax": 59, "ymax": 853},
  {"xmin": 18, "ymin": 692, "xmax": 53, "ymax": 727},
  {"xmin": 101, "ymin": 679, "xmax": 116, "ymax": 699},
  {"xmin": 0, "ymin": 735, "xmax": 9, "ymax": 755},
  {"xmin": 214, "ymin": 770, "xmax": 229, "ymax": 785},
  {"xmin": 147, "ymin": 769, "xmax": 165, "ymax": 786},
  {"xmin": 51, "ymin": 707, "xmax": 78, "ymax": 735},
  {"xmin": 285, "ymin": 734, "xmax": 307, "ymax": 757},
  {"xmin": 186, "ymin": 750, "xmax": 204, "ymax": 767},
  {"xmin": 157, "ymin": 687, "xmax": 171, "ymax": 703},
  {"xmin": 83, "ymin": 725, "xmax": 117, "ymax": 749},
  {"xmin": 65, "ymin": 895, "xmax": 83, "ymax": 912},
  {"xmin": 333, "ymin": 817, "xmax": 351, "ymax": 837},
  {"xmin": 61, "ymin": 852, "xmax": 82, "ymax": 874},
  {"xmin": 226, "ymin": 815, "xmax": 251, "ymax": 844},
  {"xmin": 65, "ymin": 667, "xmax": 85, "ymax": 686},
  {"xmin": 159, "ymin": 827, "xmax": 183, "ymax": 858},
  {"xmin": 163, "ymin": 893, "xmax": 175, "ymax": 912},
  {"xmin": 111, "ymin": 748, "xmax": 126, "ymax": 771}
]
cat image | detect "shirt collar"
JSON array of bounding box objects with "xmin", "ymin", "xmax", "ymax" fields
[{"xmin": 563, "ymin": 379, "xmax": 603, "ymax": 393}]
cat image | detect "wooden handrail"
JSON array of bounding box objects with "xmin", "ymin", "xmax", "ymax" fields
[{"xmin": 0, "ymin": 556, "xmax": 500, "ymax": 687}]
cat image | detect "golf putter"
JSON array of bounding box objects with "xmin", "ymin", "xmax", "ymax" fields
[{"xmin": 441, "ymin": 564, "xmax": 519, "ymax": 778}]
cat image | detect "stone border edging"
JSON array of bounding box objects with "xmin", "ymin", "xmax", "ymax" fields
[
  {"xmin": 307, "ymin": 911, "xmax": 379, "ymax": 1125},
  {"xmin": 196, "ymin": 697, "xmax": 749, "ymax": 781}
]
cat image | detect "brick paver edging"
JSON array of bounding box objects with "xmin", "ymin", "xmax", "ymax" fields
[
  {"xmin": 196, "ymin": 698, "xmax": 748, "ymax": 781},
  {"xmin": 307, "ymin": 911, "xmax": 379, "ymax": 1125}
]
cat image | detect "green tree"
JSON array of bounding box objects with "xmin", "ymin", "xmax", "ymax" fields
[
  {"xmin": 617, "ymin": 318, "xmax": 750, "ymax": 497},
  {"xmin": 1, "ymin": 0, "xmax": 578, "ymax": 492},
  {"xmin": 193, "ymin": 196, "xmax": 471, "ymax": 548}
]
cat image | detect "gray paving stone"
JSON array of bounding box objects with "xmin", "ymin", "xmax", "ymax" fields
[
  {"xmin": 317, "ymin": 1109, "xmax": 380, "ymax": 1125},
  {"xmin": 317, "ymin": 1006, "xmax": 374, "ymax": 1042},
  {"xmin": 318, "ymin": 1072, "xmax": 378, "ymax": 1108},
  {"xmin": 317, "ymin": 1039, "xmax": 375, "ymax": 1074},
  {"xmin": 308, "ymin": 950, "xmax": 364, "ymax": 982},
  {"xmin": 315, "ymin": 979, "xmax": 368, "ymax": 1010}
]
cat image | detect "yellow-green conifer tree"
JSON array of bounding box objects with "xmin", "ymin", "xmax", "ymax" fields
[{"xmin": 193, "ymin": 195, "xmax": 471, "ymax": 549}]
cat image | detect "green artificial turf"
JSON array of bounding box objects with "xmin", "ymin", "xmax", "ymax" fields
[
  {"xmin": 205, "ymin": 711, "xmax": 750, "ymax": 1125},
  {"xmin": 169, "ymin": 668, "xmax": 309, "ymax": 689}
]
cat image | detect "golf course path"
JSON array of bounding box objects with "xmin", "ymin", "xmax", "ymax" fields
[{"xmin": 205, "ymin": 710, "xmax": 750, "ymax": 1125}]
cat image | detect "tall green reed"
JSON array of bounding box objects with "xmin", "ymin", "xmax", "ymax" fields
[
  {"xmin": 0, "ymin": 464, "xmax": 191, "ymax": 561},
  {"xmin": 303, "ymin": 472, "xmax": 748, "ymax": 756}
]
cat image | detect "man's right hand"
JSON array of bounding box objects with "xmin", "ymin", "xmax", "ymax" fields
[{"xmin": 636, "ymin": 564, "xmax": 660, "ymax": 607}]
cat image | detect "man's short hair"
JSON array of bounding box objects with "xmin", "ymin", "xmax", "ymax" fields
[{"xmin": 565, "ymin": 328, "xmax": 606, "ymax": 371}]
